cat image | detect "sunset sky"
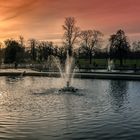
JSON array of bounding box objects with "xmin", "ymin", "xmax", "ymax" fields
[{"xmin": 0, "ymin": 0, "xmax": 140, "ymax": 45}]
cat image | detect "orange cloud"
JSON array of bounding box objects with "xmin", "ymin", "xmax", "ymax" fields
[{"xmin": 0, "ymin": 0, "xmax": 140, "ymax": 43}]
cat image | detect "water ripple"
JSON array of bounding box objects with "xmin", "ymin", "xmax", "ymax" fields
[{"xmin": 0, "ymin": 77, "xmax": 140, "ymax": 139}]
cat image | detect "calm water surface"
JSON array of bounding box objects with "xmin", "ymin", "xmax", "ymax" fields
[{"xmin": 0, "ymin": 76, "xmax": 140, "ymax": 140}]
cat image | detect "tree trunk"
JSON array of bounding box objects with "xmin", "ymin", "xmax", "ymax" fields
[
  {"xmin": 120, "ymin": 58, "xmax": 123, "ymax": 66},
  {"xmin": 68, "ymin": 46, "xmax": 72, "ymax": 57},
  {"xmin": 89, "ymin": 52, "xmax": 92, "ymax": 64}
]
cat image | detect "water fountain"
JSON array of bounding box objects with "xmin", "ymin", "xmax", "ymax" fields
[
  {"xmin": 107, "ymin": 59, "xmax": 114, "ymax": 71},
  {"xmin": 52, "ymin": 50, "xmax": 78, "ymax": 92}
]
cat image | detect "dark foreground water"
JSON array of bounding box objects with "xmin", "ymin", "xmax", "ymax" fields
[{"xmin": 0, "ymin": 76, "xmax": 140, "ymax": 140}]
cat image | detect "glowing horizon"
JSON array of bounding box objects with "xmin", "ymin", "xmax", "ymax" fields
[{"xmin": 0, "ymin": 0, "xmax": 140, "ymax": 44}]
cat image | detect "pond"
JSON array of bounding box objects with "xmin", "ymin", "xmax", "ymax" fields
[{"xmin": 0, "ymin": 76, "xmax": 140, "ymax": 140}]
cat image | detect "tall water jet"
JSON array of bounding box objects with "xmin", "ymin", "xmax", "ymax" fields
[
  {"xmin": 51, "ymin": 49, "xmax": 77, "ymax": 92},
  {"xmin": 64, "ymin": 50, "xmax": 75, "ymax": 86}
]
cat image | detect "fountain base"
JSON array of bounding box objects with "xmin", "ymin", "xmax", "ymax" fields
[{"xmin": 59, "ymin": 86, "xmax": 78, "ymax": 92}]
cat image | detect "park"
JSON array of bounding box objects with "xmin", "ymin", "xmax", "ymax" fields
[{"xmin": 0, "ymin": 1, "xmax": 140, "ymax": 140}]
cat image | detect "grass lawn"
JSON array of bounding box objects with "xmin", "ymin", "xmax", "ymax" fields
[{"xmin": 77, "ymin": 58, "xmax": 140, "ymax": 68}]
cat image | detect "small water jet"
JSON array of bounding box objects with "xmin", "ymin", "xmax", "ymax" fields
[{"xmin": 107, "ymin": 59, "xmax": 114, "ymax": 71}]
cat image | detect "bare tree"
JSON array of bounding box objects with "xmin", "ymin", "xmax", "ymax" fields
[
  {"xmin": 80, "ymin": 30, "xmax": 103, "ymax": 64},
  {"xmin": 19, "ymin": 36, "xmax": 25, "ymax": 48},
  {"xmin": 62, "ymin": 17, "xmax": 80, "ymax": 56},
  {"xmin": 0, "ymin": 42, "xmax": 4, "ymax": 65},
  {"xmin": 38, "ymin": 41, "xmax": 54, "ymax": 61},
  {"xmin": 28, "ymin": 39, "xmax": 38, "ymax": 61}
]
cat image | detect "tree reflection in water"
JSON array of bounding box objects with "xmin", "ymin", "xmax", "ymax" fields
[{"xmin": 109, "ymin": 80, "xmax": 128, "ymax": 112}]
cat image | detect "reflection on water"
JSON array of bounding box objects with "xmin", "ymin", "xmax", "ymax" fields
[
  {"xmin": 109, "ymin": 80, "xmax": 128, "ymax": 111},
  {"xmin": 0, "ymin": 77, "xmax": 140, "ymax": 139}
]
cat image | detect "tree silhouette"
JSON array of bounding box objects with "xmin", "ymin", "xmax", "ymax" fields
[
  {"xmin": 109, "ymin": 29, "xmax": 130, "ymax": 66},
  {"xmin": 18, "ymin": 36, "xmax": 25, "ymax": 61},
  {"xmin": 4, "ymin": 39, "xmax": 24, "ymax": 63},
  {"xmin": 62, "ymin": 17, "xmax": 80, "ymax": 56},
  {"xmin": 0, "ymin": 42, "xmax": 4, "ymax": 65},
  {"xmin": 80, "ymin": 30, "xmax": 103, "ymax": 64},
  {"xmin": 28, "ymin": 39, "xmax": 38, "ymax": 61},
  {"xmin": 38, "ymin": 41, "xmax": 54, "ymax": 61},
  {"xmin": 19, "ymin": 36, "xmax": 25, "ymax": 48},
  {"xmin": 132, "ymin": 41, "xmax": 140, "ymax": 52}
]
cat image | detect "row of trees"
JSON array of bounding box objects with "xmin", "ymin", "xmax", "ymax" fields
[
  {"xmin": 0, "ymin": 17, "xmax": 140, "ymax": 66},
  {"xmin": 0, "ymin": 39, "xmax": 66, "ymax": 64}
]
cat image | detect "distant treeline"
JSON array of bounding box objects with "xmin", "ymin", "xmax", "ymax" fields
[{"xmin": 0, "ymin": 17, "xmax": 140, "ymax": 67}]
